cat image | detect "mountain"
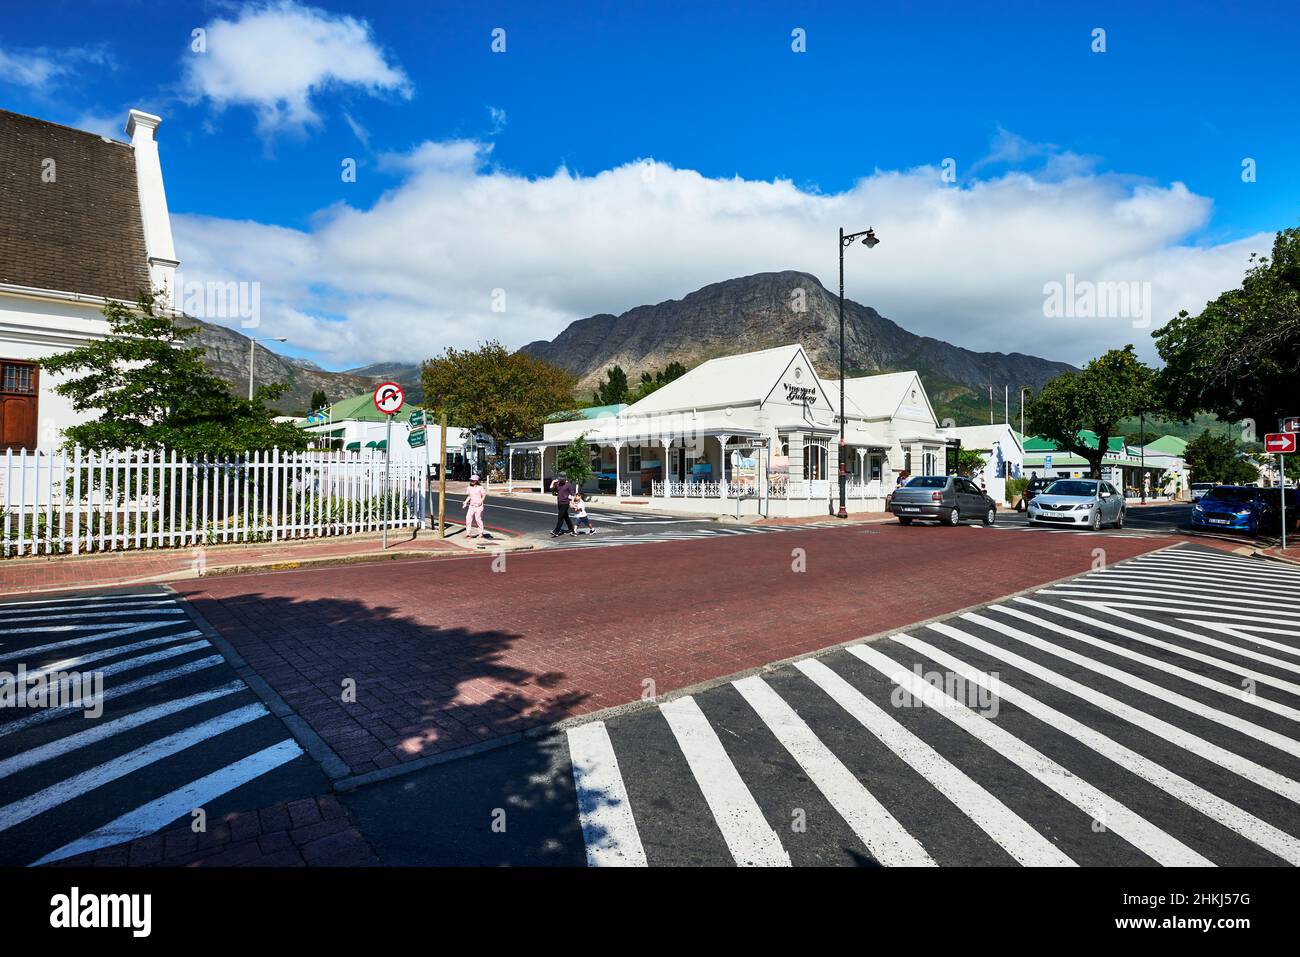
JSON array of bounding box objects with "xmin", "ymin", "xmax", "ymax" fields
[
  {"xmin": 520, "ymin": 271, "xmax": 1076, "ymax": 426},
  {"xmin": 177, "ymin": 316, "xmax": 422, "ymax": 414}
]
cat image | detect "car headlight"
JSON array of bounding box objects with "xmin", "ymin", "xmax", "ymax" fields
[{"xmin": 1072, "ymin": 503, "xmax": 1093, "ymax": 511}]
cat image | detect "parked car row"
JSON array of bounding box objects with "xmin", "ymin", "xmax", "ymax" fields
[{"xmin": 887, "ymin": 475, "xmax": 1128, "ymax": 531}]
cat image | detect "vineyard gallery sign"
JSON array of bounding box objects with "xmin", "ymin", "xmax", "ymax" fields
[{"xmin": 783, "ymin": 382, "xmax": 818, "ymax": 404}]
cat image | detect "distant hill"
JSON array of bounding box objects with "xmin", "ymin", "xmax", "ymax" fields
[
  {"xmin": 178, "ymin": 317, "xmax": 423, "ymax": 414},
  {"xmin": 521, "ymin": 271, "xmax": 1076, "ymax": 426}
]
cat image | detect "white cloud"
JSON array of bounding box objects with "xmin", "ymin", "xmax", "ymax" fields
[
  {"xmin": 0, "ymin": 45, "xmax": 113, "ymax": 91},
  {"xmin": 172, "ymin": 138, "xmax": 1266, "ymax": 374},
  {"xmin": 182, "ymin": 1, "xmax": 410, "ymax": 136}
]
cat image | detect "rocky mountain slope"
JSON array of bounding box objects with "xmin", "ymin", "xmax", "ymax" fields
[
  {"xmin": 521, "ymin": 271, "xmax": 1075, "ymax": 422},
  {"xmin": 177, "ymin": 316, "xmax": 421, "ymax": 414}
]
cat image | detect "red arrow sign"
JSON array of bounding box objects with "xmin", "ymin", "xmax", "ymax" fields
[{"xmin": 1265, "ymin": 432, "xmax": 1297, "ymax": 454}]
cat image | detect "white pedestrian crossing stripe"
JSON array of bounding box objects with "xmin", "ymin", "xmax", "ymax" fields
[
  {"xmin": 560, "ymin": 545, "xmax": 1300, "ymax": 866},
  {"xmin": 548, "ymin": 521, "xmax": 849, "ymax": 549},
  {"xmin": 0, "ymin": 589, "xmax": 310, "ymax": 866}
]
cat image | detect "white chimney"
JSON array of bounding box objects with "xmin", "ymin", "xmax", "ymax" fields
[{"xmin": 125, "ymin": 109, "xmax": 180, "ymax": 303}]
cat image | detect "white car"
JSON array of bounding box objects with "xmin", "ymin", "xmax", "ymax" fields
[{"xmin": 1027, "ymin": 479, "xmax": 1126, "ymax": 531}]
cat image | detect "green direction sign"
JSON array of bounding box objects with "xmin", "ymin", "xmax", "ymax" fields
[
  {"xmin": 408, "ymin": 426, "xmax": 427, "ymax": 448},
  {"xmin": 408, "ymin": 408, "xmax": 425, "ymax": 427}
]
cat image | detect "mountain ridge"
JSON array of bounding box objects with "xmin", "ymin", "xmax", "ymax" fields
[{"xmin": 520, "ymin": 271, "xmax": 1075, "ymax": 423}]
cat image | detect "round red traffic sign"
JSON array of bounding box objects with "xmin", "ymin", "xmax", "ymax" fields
[{"xmin": 373, "ymin": 381, "xmax": 405, "ymax": 415}]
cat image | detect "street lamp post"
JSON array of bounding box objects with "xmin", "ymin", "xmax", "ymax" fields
[
  {"xmin": 1139, "ymin": 408, "xmax": 1146, "ymax": 505},
  {"xmin": 837, "ymin": 226, "xmax": 879, "ymax": 518},
  {"xmin": 248, "ymin": 337, "xmax": 288, "ymax": 400}
]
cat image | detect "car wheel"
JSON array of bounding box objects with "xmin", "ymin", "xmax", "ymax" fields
[
  {"xmin": 1115, "ymin": 509, "xmax": 1125, "ymax": 529},
  {"xmin": 942, "ymin": 506, "xmax": 960, "ymax": 526},
  {"xmin": 983, "ymin": 506, "xmax": 996, "ymax": 526},
  {"xmin": 897, "ymin": 517, "xmax": 912, "ymax": 526},
  {"xmin": 1090, "ymin": 511, "xmax": 1102, "ymax": 532}
]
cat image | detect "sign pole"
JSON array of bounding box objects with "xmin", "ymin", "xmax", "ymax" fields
[
  {"xmin": 382, "ymin": 412, "xmax": 392, "ymax": 550},
  {"xmin": 438, "ymin": 412, "xmax": 447, "ymax": 539},
  {"xmin": 1281, "ymin": 452, "xmax": 1287, "ymax": 551}
]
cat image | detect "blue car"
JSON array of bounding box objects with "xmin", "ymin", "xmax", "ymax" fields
[{"xmin": 1190, "ymin": 485, "xmax": 1273, "ymax": 535}]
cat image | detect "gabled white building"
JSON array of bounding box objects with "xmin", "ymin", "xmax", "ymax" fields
[
  {"xmin": 508, "ymin": 343, "xmax": 949, "ymax": 516},
  {"xmin": 938, "ymin": 423, "xmax": 1025, "ymax": 503},
  {"xmin": 0, "ymin": 108, "xmax": 177, "ymax": 451}
]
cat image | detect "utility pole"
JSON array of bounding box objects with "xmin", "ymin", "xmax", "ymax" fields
[{"xmin": 438, "ymin": 412, "xmax": 447, "ymax": 538}]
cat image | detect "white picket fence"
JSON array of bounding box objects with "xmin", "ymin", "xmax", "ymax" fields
[{"xmin": 1, "ymin": 447, "xmax": 429, "ymax": 558}]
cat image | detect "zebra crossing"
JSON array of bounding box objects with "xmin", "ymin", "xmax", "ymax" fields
[
  {"xmin": 547, "ymin": 520, "xmax": 852, "ymax": 548},
  {"xmin": 0, "ymin": 588, "xmax": 325, "ymax": 866},
  {"xmin": 556, "ymin": 544, "xmax": 1300, "ymax": 865}
]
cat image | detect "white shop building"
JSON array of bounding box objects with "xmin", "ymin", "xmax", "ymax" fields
[{"xmin": 507, "ymin": 343, "xmax": 949, "ymax": 517}]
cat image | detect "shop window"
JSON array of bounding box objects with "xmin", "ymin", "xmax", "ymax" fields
[
  {"xmin": 803, "ymin": 442, "xmax": 828, "ymax": 480},
  {"xmin": 778, "ymin": 434, "xmax": 790, "ymax": 457},
  {"xmin": 628, "ymin": 447, "xmax": 641, "ymax": 471}
]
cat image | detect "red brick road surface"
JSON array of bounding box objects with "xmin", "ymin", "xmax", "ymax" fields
[{"xmin": 177, "ymin": 525, "xmax": 1186, "ymax": 777}]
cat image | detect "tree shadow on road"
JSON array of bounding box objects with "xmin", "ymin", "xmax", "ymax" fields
[{"xmin": 176, "ymin": 587, "xmax": 599, "ymax": 864}]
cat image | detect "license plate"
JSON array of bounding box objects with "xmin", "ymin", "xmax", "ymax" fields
[
  {"xmin": 901, "ymin": 507, "xmax": 920, "ymax": 513},
  {"xmin": 1208, "ymin": 518, "xmax": 1229, "ymax": 525}
]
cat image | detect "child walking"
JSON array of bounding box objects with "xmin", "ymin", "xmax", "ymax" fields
[
  {"xmin": 570, "ymin": 491, "xmax": 595, "ymax": 535},
  {"xmin": 462, "ymin": 473, "xmax": 487, "ymax": 538}
]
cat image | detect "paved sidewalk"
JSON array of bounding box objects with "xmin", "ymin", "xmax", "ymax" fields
[
  {"xmin": 48, "ymin": 795, "xmax": 377, "ymax": 868},
  {"xmin": 176, "ymin": 524, "xmax": 1188, "ymax": 782},
  {"xmin": 0, "ymin": 530, "xmax": 467, "ymax": 597}
]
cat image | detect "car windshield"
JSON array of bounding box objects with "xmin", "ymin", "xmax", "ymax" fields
[
  {"xmin": 1044, "ymin": 480, "xmax": 1098, "ymax": 497},
  {"xmin": 903, "ymin": 476, "xmax": 948, "ymax": 489},
  {"xmin": 1204, "ymin": 487, "xmax": 1256, "ymax": 503}
]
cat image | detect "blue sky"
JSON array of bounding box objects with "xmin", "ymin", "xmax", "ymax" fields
[{"xmin": 2, "ymin": 0, "xmax": 1297, "ymax": 370}]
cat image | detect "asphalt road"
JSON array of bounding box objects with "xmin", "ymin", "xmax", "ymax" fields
[
  {"xmin": 343, "ymin": 543, "xmax": 1300, "ymax": 866},
  {"xmin": 442, "ymin": 489, "xmax": 762, "ymax": 540}
]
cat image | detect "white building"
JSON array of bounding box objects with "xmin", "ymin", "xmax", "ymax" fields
[
  {"xmin": 0, "ymin": 108, "xmax": 177, "ymax": 451},
  {"xmin": 938, "ymin": 424, "xmax": 1024, "ymax": 503},
  {"xmin": 508, "ymin": 343, "xmax": 949, "ymax": 516},
  {"xmin": 299, "ymin": 392, "xmax": 491, "ymax": 471}
]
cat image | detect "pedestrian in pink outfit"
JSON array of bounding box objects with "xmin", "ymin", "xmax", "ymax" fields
[{"xmin": 463, "ymin": 473, "xmax": 487, "ymax": 538}]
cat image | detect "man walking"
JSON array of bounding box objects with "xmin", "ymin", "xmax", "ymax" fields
[{"xmin": 550, "ymin": 473, "xmax": 576, "ymax": 536}]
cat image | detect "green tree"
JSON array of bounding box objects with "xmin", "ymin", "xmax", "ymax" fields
[
  {"xmin": 555, "ymin": 433, "xmax": 594, "ymax": 487},
  {"xmin": 1026, "ymin": 346, "xmax": 1155, "ymax": 478},
  {"xmin": 1184, "ymin": 430, "xmax": 1258, "ymax": 485},
  {"xmin": 592, "ymin": 365, "xmax": 629, "ymax": 405},
  {"xmin": 1155, "ymin": 224, "xmax": 1300, "ymax": 434},
  {"xmin": 309, "ymin": 389, "xmax": 329, "ymax": 413},
  {"xmin": 420, "ymin": 341, "xmax": 577, "ymax": 451},
  {"xmin": 952, "ymin": 448, "xmax": 988, "ymax": 477},
  {"xmin": 39, "ymin": 294, "xmax": 307, "ymax": 456}
]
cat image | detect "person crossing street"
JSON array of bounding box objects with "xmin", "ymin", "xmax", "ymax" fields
[
  {"xmin": 550, "ymin": 474, "xmax": 576, "ymax": 536},
  {"xmin": 462, "ymin": 473, "xmax": 487, "ymax": 538}
]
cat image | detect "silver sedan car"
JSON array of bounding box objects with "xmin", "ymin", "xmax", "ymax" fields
[{"xmin": 1026, "ymin": 479, "xmax": 1126, "ymax": 531}]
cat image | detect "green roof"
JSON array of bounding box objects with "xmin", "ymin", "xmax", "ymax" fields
[
  {"xmin": 1024, "ymin": 431, "xmax": 1127, "ymax": 453},
  {"xmin": 299, "ymin": 393, "xmax": 390, "ymax": 427},
  {"xmin": 1139, "ymin": 434, "xmax": 1188, "ymax": 456},
  {"xmin": 548, "ymin": 403, "xmax": 627, "ymax": 423}
]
